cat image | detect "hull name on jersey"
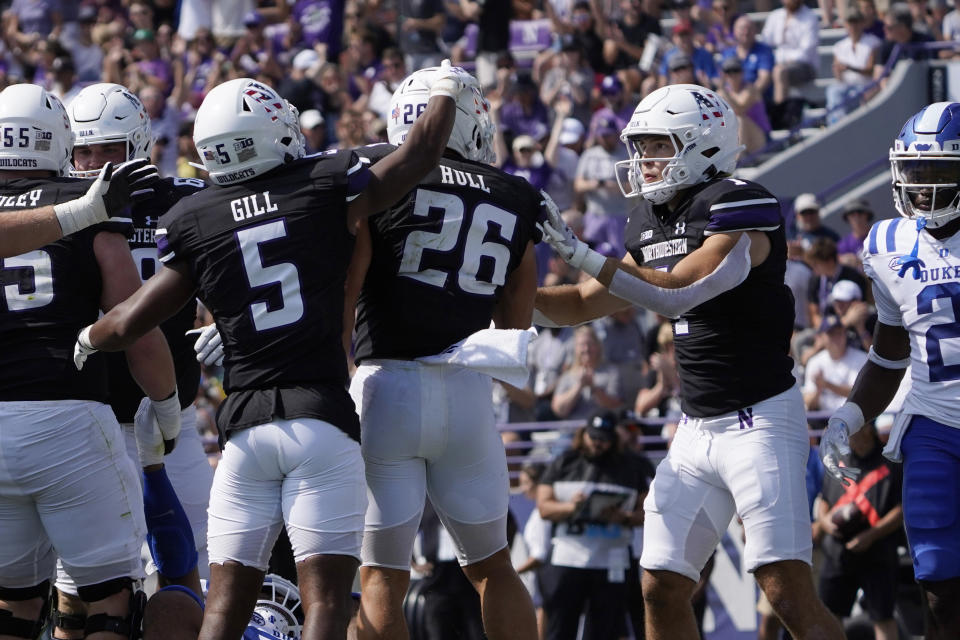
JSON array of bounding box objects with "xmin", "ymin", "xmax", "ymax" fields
[
  {"xmin": 439, "ymin": 165, "xmax": 491, "ymax": 193},
  {"xmin": 215, "ymin": 168, "xmax": 258, "ymax": 184},
  {"xmin": 0, "ymin": 189, "xmax": 41, "ymax": 208},
  {"xmin": 230, "ymin": 191, "xmax": 279, "ymax": 222},
  {"xmin": 640, "ymin": 238, "xmax": 688, "ymax": 263}
]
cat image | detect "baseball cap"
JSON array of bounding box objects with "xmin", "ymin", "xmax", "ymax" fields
[
  {"xmin": 51, "ymin": 57, "xmax": 74, "ymax": 74},
  {"xmin": 828, "ymin": 279, "xmax": 863, "ymax": 304},
  {"xmin": 672, "ymin": 21, "xmax": 694, "ymax": 36},
  {"xmin": 78, "ymin": 5, "xmax": 97, "ymax": 23},
  {"xmin": 512, "ymin": 134, "xmax": 538, "ymax": 152},
  {"xmin": 559, "ymin": 118, "xmax": 585, "ymax": 145},
  {"xmin": 292, "ymin": 49, "xmax": 320, "ymax": 71},
  {"xmin": 794, "ymin": 192, "xmax": 820, "ymax": 213},
  {"xmin": 299, "ymin": 109, "xmax": 324, "ymax": 130},
  {"xmin": 243, "ymin": 10, "xmax": 263, "ymax": 27},
  {"xmin": 600, "ymin": 75, "xmax": 623, "ymax": 97},
  {"xmin": 586, "ymin": 410, "xmax": 618, "ymax": 441},
  {"xmin": 596, "ymin": 116, "xmax": 620, "ymax": 137},
  {"xmin": 842, "ymin": 198, "xmax": 875, "ymax": 221},
  {"xmin": 669, "ymin": 52, "xmax": 693, "ymax": 71},
  {"xmin": 818, "ymin": 313, "xmax": 844, "ymax": 333},
  {"xmin": 721, "ymin": 56, "xmax": 743, "ymax": 73}
]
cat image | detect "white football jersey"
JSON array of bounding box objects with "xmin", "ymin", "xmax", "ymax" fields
[{"xmin": 862, "ymin": 217, "xmax": 960, "ymax": 430}]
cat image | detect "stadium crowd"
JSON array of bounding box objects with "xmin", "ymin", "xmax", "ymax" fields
[{"xmin": 0, "ymin": 0, "xmax": 958, "ymax": 639}]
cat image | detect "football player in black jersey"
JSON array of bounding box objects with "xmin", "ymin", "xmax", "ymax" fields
[
  {"xmin": 72, "ymin": 70, "xmax": 462, "ymax": 640},
  {"xmin": 535, "ymin": 84, "xmax": 844, "ymax": 640},
  {"xmin": 45, "ymin": 83, "xmax": 215, "ymax": 640},
  {"xmin": 0, "ymin": 84, "xmax": 179, "ymax": 640},
  {"xmin": 341, "ymin": 66, "xmax": 540, "ymax": 640}
]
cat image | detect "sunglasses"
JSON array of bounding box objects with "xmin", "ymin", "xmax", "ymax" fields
[{"xmin": 518, "ymin": 147, "xmax": 535, "ymax": 153}]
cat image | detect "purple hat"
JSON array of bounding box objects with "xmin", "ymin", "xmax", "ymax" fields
[{"xmin": 600, "ymin": 75, "xmax": 623, "ymax": 97}]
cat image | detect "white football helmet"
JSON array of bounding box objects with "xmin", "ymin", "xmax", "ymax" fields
[
  {"xmin": 245, "ymin": 574, "xmax": 302, "ymax": 640},
  {"xmin": 615, "ymin": 84, "xmax": 743, "ymax": 205},
  {"xmin": 387, "ymin": 65, "xmax": 495, "ymax": 164},
  {"xmin": 890, "ymin": 102, "xmax": 960, "ymax": 228},
  {"xmin": 68, "ymin": 83, "xmax": 153, "ymax": 177},
  {"xmin": 193, "ymin": 78, "xmax": 305, "ymax": 185},
  {"xmin": 0, "ymin": 84, "xmax": 74, "ymax": 175}
]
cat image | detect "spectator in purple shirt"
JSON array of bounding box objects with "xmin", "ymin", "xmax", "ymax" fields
[
  {"xmin": 8, "ymin": 0, "xmax": 62, "ymax": 44},
  {"xmin": 292, "ymin": 0, "xmax": 345, "ymax": 60},
  {"xmin": 836, "ymin": 198, "xmax": 874, "ymax": 260},
  {"xmin": 500, "ymin": 73, "xmax": 550, "ymax": 139},
  {"xmin": 128, "ymin": 28, "xmax": 173, "ymax": 95},
  {"xmin": 501, "ymin": 134, "xmax": 554, "ymax": 191}
]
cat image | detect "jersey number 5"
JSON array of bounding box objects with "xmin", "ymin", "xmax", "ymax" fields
[
  {"xmin": 1, "ymin": 250, "xmax": 54, "ymax": 311},
  {"xmin": 399, "ymin": 188, "xmax": 517, "ymax": 295},
  {"xmin": 236, "ymin": 220, "xmax": 304, "ymax": 332}
]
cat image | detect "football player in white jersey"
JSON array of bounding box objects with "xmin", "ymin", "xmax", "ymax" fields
[{"xmin": 822, "ymin": 101, "xmax": 960, "ymax": 639}]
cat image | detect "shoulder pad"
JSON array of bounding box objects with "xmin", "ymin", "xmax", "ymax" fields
[
  {"xmin": 700, "ymin": 179, "xmax": 781, "ymax": 236},
  {"xmin": 865, "ymin": 218, "xmax": 905, "ymax": 256}
]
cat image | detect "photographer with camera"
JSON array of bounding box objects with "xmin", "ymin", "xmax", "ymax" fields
[
  {"xmin": 536, "ymin": 411, "xmax": 649, "ymax": 640},
  {"xmin": 814, "ymin": 422, "xmax": 903, "ymax": 639}
]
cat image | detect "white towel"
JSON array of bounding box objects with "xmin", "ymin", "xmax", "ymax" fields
[{"xmin": 416, "ymin": 327, "xmax": 539, "ymax": 388}]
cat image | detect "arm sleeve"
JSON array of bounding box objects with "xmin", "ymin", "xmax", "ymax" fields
[
  {"xmin": 143, "ymin": 466, "xmax": 199, "ymax": 580},
  {"xmin": 607, "ymin": 232, "xmax": 752, "ymax": 318}
]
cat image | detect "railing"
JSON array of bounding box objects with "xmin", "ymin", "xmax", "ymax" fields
[{"xmin": 200, "ymin": 409, "xmax": 886, "ymax": 475}]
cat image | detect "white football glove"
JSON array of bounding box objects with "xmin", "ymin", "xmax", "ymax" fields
[
  {"xmin": 134, "ymin": 392, "xmax": 182, "ymax": 467},
  {"xmin": 74, "ymin": 326, "xmax": 97, "ymax": 370},
  {"xmin": 187, "ymin": 324, "xmax": 224, "ymax": 367},
  {"xmin": 429, "ymin": 59, "xmax": 467, "ymax": 100},
  {"xmin": 537, "ymin": 191, "xmax": 607, "ymax": 278},
  {"xmin": 821, "ymin": 403, "xmax": 865, "ymax": 486},
  {"xmin": 54, "ymin": 159, "xmax": 159, "ymax": 236}
]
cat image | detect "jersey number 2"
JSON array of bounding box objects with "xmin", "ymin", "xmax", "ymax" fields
[
  {"xmin": 917, "ymin": 282, "xmax": 960, "ymax": 382},
  {"xmin": 399, "ymin": 188, "xmax": 517, "ymax": 295},
  {"xmin": 1, "ymin": 250, "xmax": 54, "ymax": 311},
  {"xmin": 236, "ymin": 220, "xmax": 304, "ymax": 332}
]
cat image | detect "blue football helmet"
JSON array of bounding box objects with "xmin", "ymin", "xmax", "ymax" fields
[
  {"xmin": 891, "ymin": 101, "xmax": 960, "ymax": 228},
  {"xmin": 242, "ymin": 574, "xmax": 303, "ymax": 640}
]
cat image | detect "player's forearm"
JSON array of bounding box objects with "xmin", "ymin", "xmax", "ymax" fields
[
  {"xmin": 0, "ymin": 206, "xmax": 64, "ymax": 257},
  {"xmin": 535, "ymin": 284, "xmax": 608, "ymax": 326},
  {"xmin": 847, "ymin": 361, "xmax": 906, "ymax": 422},
  {"xmin": 125, "ymin": 328, "xmax": 178, "ymax": 401}
]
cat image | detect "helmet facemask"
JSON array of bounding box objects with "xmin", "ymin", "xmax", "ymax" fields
[{"xmin": 890, "ymin": 155, "xmax": 960, "ymax": 228}]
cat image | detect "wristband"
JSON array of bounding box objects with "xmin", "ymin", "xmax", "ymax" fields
[
  {"xmin": 429, "ymin": 77, "xmax": 461, "ymax": 100},
  {"xmin": 578, "ymin": 246, "xmax": 607, "ymax": 279},
  {"xmin": 867, "ymin": 346, "xmax": 911, "ymax": 370},
  {"xmin": 833, "ymin": 402, "xmax": 866, "ymax": 436},
  {"xmin": 151, "ymin": 390, "xmax": 181, "ymax": 419},
  {"xmin": 77, "ymin": 326, "xmax": 95, "ymax": 351}
]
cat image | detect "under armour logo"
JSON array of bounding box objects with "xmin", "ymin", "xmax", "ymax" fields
[
  {"xmin": 144, "ymin": 215, "xmax": 153, "ymax": 226},
  {"xmin": 675, "ymin": 221, "xmax": 685, "ymax": 235}
]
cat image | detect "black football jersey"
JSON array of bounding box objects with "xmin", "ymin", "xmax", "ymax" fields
[
  {"xmin": 158, "ymin": 151, "xmax": 369, "ymax": 441},
  {"xmin": 353, "ymin": 145, "xmax": 542, "ymax": 362},
  {"xmin": 0, "ymin": 177, "xmax": 133, "ymax": 402},
  {"xmin": 623, "ymin": 177, "xmax": 796, "ymax": 417},
  {"xmin": 106, "ymin": 177, "xmax": 206, "ymax": 423}
]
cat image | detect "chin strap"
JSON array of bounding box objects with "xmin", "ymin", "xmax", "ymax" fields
[{"xmin": 896, "ymin": 217, "xmax": 927, "ymax": 280}]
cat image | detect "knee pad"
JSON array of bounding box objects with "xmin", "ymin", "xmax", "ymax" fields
[
  {"xmin": 75, "ymin": 577, "xmax": 132, "ymax": 604},
  {"xmin": 0, "ymin": 580, "xmax": 50, "ymax": 640},
  {"xmin": 83, "ymin": 588, "xmax": 146, "ymax": 640}
]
